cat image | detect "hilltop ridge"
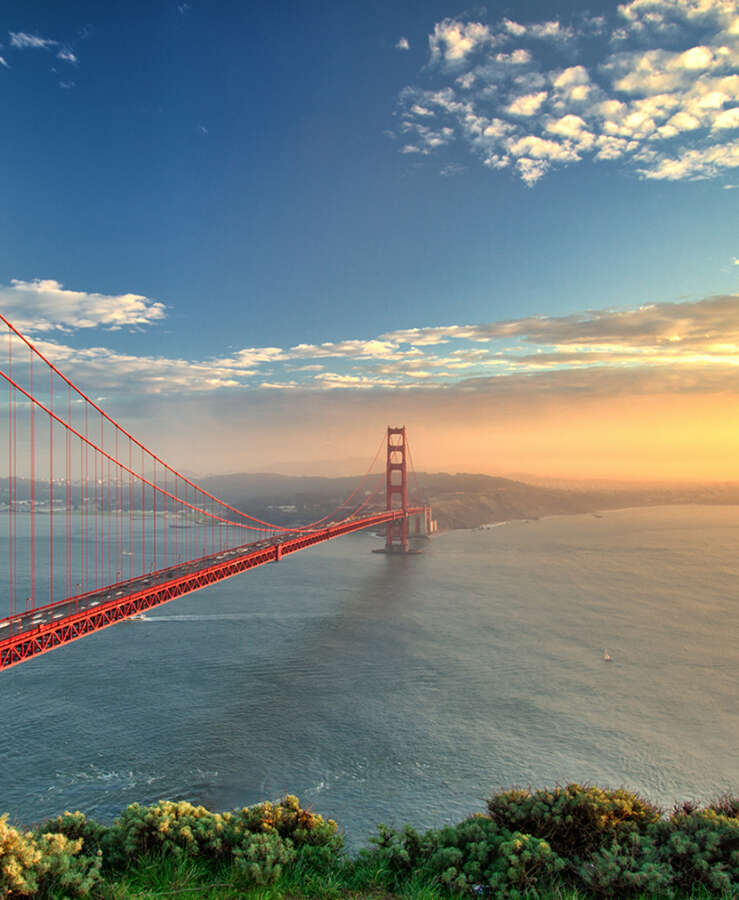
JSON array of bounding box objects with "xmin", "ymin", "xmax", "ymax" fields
[
  {"xmin": 195, "ymin": 471, "xmax": 739, "ymax": 531},
  {"xmin": 4, "ymin": 471, "xmax": 739, "ymax": 531}
]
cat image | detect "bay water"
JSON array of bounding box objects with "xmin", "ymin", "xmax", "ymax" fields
[{"xmin": 1, "ymin": 505, "xmax": 737, "ymax": 849}]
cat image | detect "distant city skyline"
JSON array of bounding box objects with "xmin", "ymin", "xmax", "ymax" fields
[{"xmin": 1, "ymin": 0, "xmax": 737, "ymax": 479}]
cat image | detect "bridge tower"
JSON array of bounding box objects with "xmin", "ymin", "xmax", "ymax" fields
[{"xmin": 385, "ymin": 426, "xmax": 408, "ymax": 552}]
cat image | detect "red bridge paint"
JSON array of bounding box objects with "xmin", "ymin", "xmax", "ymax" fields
[
  {"xmin": 0, "ymin": 312, "xmax": 431, "ymax": 672},
  {"xmin": 0, "ymin": 508, "xmax": 425, "ymax": 672}
]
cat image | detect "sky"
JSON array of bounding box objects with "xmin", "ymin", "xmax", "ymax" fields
[{"xmin": 1, "ymin": 0, "xmax": 738, "ymax": 481}]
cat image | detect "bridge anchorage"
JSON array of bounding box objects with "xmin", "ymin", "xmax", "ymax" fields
[{"xmin": 0, "ymin": 313, "xmax": 434, "ymax": 671}]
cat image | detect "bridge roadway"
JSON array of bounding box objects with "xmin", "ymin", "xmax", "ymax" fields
[
  {"xmin": 0, "ymin": 535, "xmax": 292, "ymax": 639},
  {"xmin": 0, "ymin": 506, "xmax": 424, "ymax": 671}
]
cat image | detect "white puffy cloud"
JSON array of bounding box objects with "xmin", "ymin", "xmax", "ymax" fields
[
  {"xmin": 637, "ymin": 137, "xmax": 739, "ymax": 178},
  {"xmin": 506, "ymin": 91, "xmax": 548, "ymax": 116},
  {"xmin": 713, "ymin": 107, "xmax": 739, "ymax": 128},
  {"xmin": 500, "ymin": 18, "xmax": 574, "ymax": 41},
  {"xmin": 495, "ymin": 49, "xmax": 532, "ymax": 65},
  {"xmin": 393, "ymin": 3, "xmax": 739, "ymax": 183},
  {"xmin": 527, "ymin": 21, "xmax": 575, "ymax": 41},
  {"xmin": 502, "ymin": 19, "xmax": 526, "ymax": 38},
  {"xmin": 617, "ymin": 0, "xmax": 738, "ymax": 35},
  {"xmin": 507, "ymin": 134, "xmax": 579, "ymax": 161},
  {"xmin": 553, "ymin": 65, "xmax": 590, "ymax": 88},
  {"xmin": 29, "ymin": 338, "xmax": 253, "ymax": 395},
  {"xmin": 0, "ymin": 279, "xmax": 167, "ymax": 332},
  {"xmin": 429, "ymin": 19, "xmax": 494, "ymax": 66},
  {"xmin": 545, "ymin": 114, "xmax": 589, "ymax": 138},
  {"xmin": 395, "ymin": 37, "xmax": 410, "ymax": 50}
]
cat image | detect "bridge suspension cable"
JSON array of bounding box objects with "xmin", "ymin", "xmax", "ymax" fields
[
  {"xmin": 405, "ymin": 433, "xmax": 427, "ymax": 507},
  {"xmin": 0, "ymin": 314, "xmax": 387, "ymax": 537},
  {"xmin": 0, "ymin": 315, "xmax": 391, "ymax": 622}
]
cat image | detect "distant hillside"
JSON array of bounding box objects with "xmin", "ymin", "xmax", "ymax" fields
[
  {"xmin": 3, "ymin": 472, "xmax": 739, "ymax": 531},
  {"xmin": 196, "ymin": 471, "xmax": 739, "ymax": 531}
]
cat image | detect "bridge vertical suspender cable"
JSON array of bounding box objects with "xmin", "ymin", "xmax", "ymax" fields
[{"xmin": 1, "ymin": 312, "xmax": 429, "ymax": 671}]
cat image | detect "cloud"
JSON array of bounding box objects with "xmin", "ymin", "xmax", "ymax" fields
[
  {"xmin": 429, "ymin": 19, "xmax": 495, "ymax": 66},
  {"xmin": 506, "ymin": 91, "xmax": 548, "ymax": 116},
  {"xmin": 713, "ymin": 107, "xmax": 739, "ymax": 129},
  {"xmin": 637, "ymin": 138, "xmax": 739, "ymax": 179},
  {"xmin": 440, "ymin": 162, "xmax": 465, "ymax": 176},
  {"xmin": 500, "ymin": 18, "xmax": 574, "ymax": 42},
  {"xmin": 6, "ymin": 280, "xmax": 739, "ymax": 413},
  {"xmin": 7, "ymin": 278, "xmax": 736, "ymax": 479},
  {"xmin": 9, "ymin": 32, "xmax": 57, "ymax": 50},
  {"xmin": 393, "ymin": 4, "xmax": 739, "ymax": 183},
  {"xmin": 288, "ymin": 339, "xmax": 401, "ymax": 360},
  {"xmin": 10, "ymin": 288, "xmax": 739, "ymax": 479},
  {"xmin": 383, "ymin": 295, "xmax": 739, "ymax": 353},
  {"xmin": 0, "ymin": 279, "xmax": 167, "ymax": 333},
  {"xmin": 395, "ymin": 37, "xmax": 410, "ymax": 50},
  {"xmin": 28, "ymin": 337, "xmax": 252, "ymax": 395},
  {"xmin": 56, "ymin": 48, "xmax": 77, "ymax": 63},
  {"xmin": 0, "ymin": 56, "xmax": 9, "ymax": 69}
]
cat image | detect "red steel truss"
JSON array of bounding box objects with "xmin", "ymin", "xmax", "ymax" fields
[
  {"xmin": 0, "ymin": 313, "xmax": 432, "ymax": 673},
  {"xmin": 0, "ymin": 507, "xmax": 423, "ymax": 672}
]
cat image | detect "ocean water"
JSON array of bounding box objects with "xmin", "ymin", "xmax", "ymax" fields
[{"xmin": 0, "ymin": 505, "xmax": 737, "ymax": 849}]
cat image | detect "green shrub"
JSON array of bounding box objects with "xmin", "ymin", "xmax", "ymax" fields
[
  {"xmin": 363, "ymin": 822, "xmax": 440, "ymax": 883},
  {"xmin": 0, "ymin": 814, "xmax": 43, "ymax": 898},
  {"xmin": 33, "ymin": 831, "xmax": 103, "ymax": 898},
  {"xmin": 653, "ymin": 807, "xmax": 739, "ymax": 895},
  {"xmin": 422, "ymin": 816, "xmax": 506, "ymax": 893},
  {"xmin": 365, "ymin": 814, "xmax": 564, "ymax": 897},
  {"xmin": 486, "ymin": 784, "xmax": 660, "ymax": 859},
  {"xmin": 108, "ymin": 800, "xmax": 230, "ymax": 866},
  {"xmin": 574, "ymin": 832, "xmax": 672, "ymax": 897},
  {"xmin": 228, "ymin": 794, "xmax": 342, "ymax": 850},
  {"xmin": 486, "ymin": 831, "xmax": 565, "ymax": 898},
  {"xmin": 35, "ymin": 810, "xmax": 110, "ymax": 857},
  {"xmin": 103, "ymin": 794, "xmax": 340, "ymax": 877},
  {"xmin": 0, "ymin": 813, "xmax": 102, "ymax": 898},
  {"xmin": 232, "ymin": 831, "xmax": 296, "ymax": 886}
]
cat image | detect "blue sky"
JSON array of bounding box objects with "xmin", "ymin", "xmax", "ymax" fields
[{"xmin": 1, "ymin": 0, "xmax": 737, "ymax": 477}]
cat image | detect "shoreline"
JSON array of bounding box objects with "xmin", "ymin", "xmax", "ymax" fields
[{"xmin": 467, "ymin": 502, "xmax": 739, "ymax": 532}]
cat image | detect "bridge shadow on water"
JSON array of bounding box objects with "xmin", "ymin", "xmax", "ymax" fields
[{"xmin": 188, "ymin": 544, "xmax": 432, "ymax": 827}]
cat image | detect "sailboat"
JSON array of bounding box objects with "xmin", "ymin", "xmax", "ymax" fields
[{"xmin": 603, "ymin": 649, "xmax": 612, "ymax": 662}]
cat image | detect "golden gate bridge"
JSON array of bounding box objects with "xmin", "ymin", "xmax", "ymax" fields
[{"xmin": 0, "ymin": 314, "xmax": 432, "ymax": 671}]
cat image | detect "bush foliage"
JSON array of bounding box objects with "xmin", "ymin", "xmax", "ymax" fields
[
  {"xmin": 363, "ymin": 785, "xmax": 736, "ymax": 898},
  {"xmin": 0, "ymin": 787, "xmax": 736, "ymax": 897},
  {"xmin": 0, "ymin": 813, "xmax": 103, "ymax": 898},
  {"xmin": 485, "ymin": 783, "xmax": 661, "ymax": 859}
]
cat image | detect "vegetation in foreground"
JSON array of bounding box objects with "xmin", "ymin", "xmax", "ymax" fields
[{"xmin": 1, "ymin": 786, "xmax": 737, "ymax": 899}]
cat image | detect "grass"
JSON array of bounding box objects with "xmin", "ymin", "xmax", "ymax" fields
[{"xmin": 57, "ymin": 852, "xmax": 732, "ymax": 900}]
